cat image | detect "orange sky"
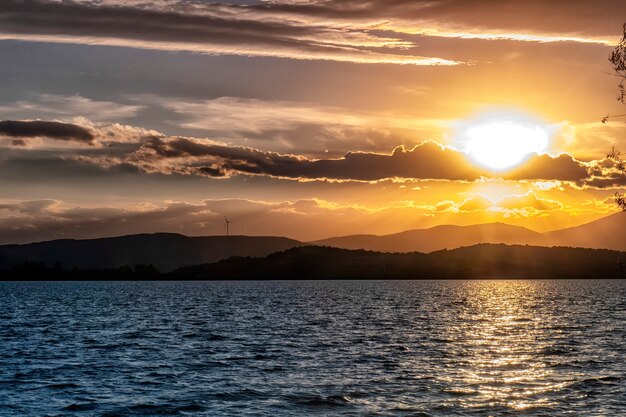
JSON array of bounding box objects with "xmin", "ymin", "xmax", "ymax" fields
[{"xmin": 0, "ymin": 0, "xmax": 625, "ymax": 243}]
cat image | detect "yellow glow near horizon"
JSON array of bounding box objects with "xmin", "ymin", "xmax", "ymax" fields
[{"xmin": 457, "ymin": 114, "xmax": 550, "ymax": 171}]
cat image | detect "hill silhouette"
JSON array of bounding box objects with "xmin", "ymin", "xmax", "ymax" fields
[
  {"xmin": 0, "ymin": 233, "xmax": 301, "ymax": 272},
  {"xmin": 311, "ymin": 223, "xmax": 545, "ymax": 252},
  {"xmin": 311, "ymin": 214, "xmax": 626, "ymax": 253},
  {"xmin": 546, "ymin": 212, "xmax": 626, "ymax": 251}
]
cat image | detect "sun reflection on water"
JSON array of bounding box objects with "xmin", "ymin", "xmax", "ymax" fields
[{"xmin": 438, "ymin": 280, "xmax": 565, "ymax": 412}]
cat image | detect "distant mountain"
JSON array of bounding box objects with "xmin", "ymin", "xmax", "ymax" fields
[
  {"xmin": 0, "ymin": 233, "xmax": 302, "ymax": 272},
  {"xmin": 311, "ymin": 223, "xmax": 546, "ymax": 253},
  {"xmin": 172, "ymin": 244, "xmax": 626, "ymax": 280},
  {"xmin": 2, "ymin": 212, "xmax": 626, "ymax": 276},
  {"xmin": 546, "ymin": 212, "xmax": 626, "ymax": 251}
]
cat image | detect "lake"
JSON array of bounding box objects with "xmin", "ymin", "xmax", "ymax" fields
[{"xmin": 1, "ymin": 280, "xmax": 625, "ymax": 416}]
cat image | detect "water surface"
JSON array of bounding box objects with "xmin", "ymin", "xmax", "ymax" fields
[{"xmin": 1, "ymin": 280, "xmax": 625, "ymax": 416}]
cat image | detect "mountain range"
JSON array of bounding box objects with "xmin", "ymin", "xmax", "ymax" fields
[
  {"xmin": 0, "ymin": 211, "xmax": 625, "ymax": 272},
  {"xmin": 314, "ymin": 212, "xmax": 626, "ymax": 252}
]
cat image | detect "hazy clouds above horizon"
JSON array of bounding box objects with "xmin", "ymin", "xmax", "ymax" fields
[{"xmin": 1, "ymin": 0, "xmax": 625, "ymax": 242}]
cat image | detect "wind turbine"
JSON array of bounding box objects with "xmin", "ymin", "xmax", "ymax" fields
[{"xmin": 224, "ymin": 216, "xmax": 232, "ymax": 237}]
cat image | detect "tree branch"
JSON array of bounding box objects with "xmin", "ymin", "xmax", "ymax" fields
[{"xmin": 606, "ymin": 24, "xmax": 626, "ymax": 211}]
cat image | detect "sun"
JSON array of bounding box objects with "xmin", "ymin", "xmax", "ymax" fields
[{"xmin": 456, "ymin": 113, "xmax": 551, "ymax": 171}]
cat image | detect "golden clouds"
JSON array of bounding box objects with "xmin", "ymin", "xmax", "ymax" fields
[
  {"xmin": 442, "ymin": 192, "xmax": 562, "ymax": 215},
  {"xmin": 0, "ymin": 193, "xmax": 616, "ymax": 244}
]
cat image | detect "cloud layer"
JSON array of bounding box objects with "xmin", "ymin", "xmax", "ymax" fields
[
  {"xmin": 0, "ymin": 0, "xmax": 459, "ymax": 65},
  {"xmin": 0, "ymin": 118, "xmax": 613, "ymax": 185},
  {"xmin": 1, "ymin": 194, "xmax": 611, "ymax": 244},
  {"xmin": 253, "ymin": 0, "xmax": 624, "ymax": 42},
  {"xmin": 1, "ymin": 0, "xmax": 620, "ymax": 69},
  {"xmin": 106, "ymin": 135, "xmax": 594, "ymax": 183}
]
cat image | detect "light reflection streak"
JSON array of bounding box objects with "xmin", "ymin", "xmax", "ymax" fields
[{"xmin": 437, "ymin": 280, "xmax": 565, "ymax": 411}]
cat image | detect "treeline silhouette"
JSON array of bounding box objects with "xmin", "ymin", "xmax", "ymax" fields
[
  {"xmin": 173, "ymin": 244, "xmax": 626, "ymax": 279},
  {"xmin": 2, "ymin": 244, "xmax": 625, "ymax": 280}
]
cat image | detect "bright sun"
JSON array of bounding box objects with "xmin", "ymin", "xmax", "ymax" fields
[{"xmin": 456, "ymin": 113, "xmax": 550, "ymax": 171}]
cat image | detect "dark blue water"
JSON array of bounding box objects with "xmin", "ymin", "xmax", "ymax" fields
[{"xmin": 1, "ymin": 280, "xmax": 625, "ymax": 416}]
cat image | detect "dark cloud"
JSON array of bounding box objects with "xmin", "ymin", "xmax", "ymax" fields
[
  {"xmin": 7, "ymin": 0, "xmax": 614, "ymax": 69},
  {"xmin": 0, "ymin": 0, "xmax": 454, "ymax": 64},
  {"xmin": 0, "ymin": 120, "xmax": 95, "ymax": 142},
  {"xmin": 0, "ymin": 0, "xmax": 618, "ymax": 59},
  {"xmin": 0, "ymin": 0, "xmax": 315, "ymax": 48},
  {"xmin": 506, "ymin": 154, "xmax": 590, "ymax": 182},
  {"xmin": 253, "ymin": 0, "xmax": 625, "ymax": 38},
  {"xmin": 124, "ymin": 136, "xmax": 594, "ymax": 182},
  {"xmin": 580, "ymin": 173, "xmax": 626, "ymax": 189},
  {"xmin": 138, "ymin": 137, "xmax": 484, "ymax": 181},
  {"xmin": 198, "ymin": 166, "xmax": 227, "ymax": 177}
]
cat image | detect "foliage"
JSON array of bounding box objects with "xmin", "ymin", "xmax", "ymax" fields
[
  {"xmin": 605, "ymin": 24, "xmax": 626, "ymax": 209},
  {"xmin": 607, "ymin": 147, "xmax": 625, "ymax": 207},
  {"xmin": 609, "ymin": 24, "xmax": 626, "ymax": 105}
]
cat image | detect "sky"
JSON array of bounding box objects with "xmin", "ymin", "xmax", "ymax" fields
[{"xmin": 1, "ymin": 0, "xmax": 626, "ymax": 243}]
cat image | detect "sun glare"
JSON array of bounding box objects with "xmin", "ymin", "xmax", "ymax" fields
[{"xmin": 456, "ymin": 113, "xmax": 550, "ymax": 171}]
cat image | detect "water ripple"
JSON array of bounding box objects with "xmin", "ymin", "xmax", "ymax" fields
[{"xmin": 0, "ymin": 280, "xmax": 625, "ymax": 416}]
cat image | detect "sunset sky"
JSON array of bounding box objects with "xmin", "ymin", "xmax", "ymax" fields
[{"xmin": 1, "ymin": 0, "xmax": 626, "ymax": 243}]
